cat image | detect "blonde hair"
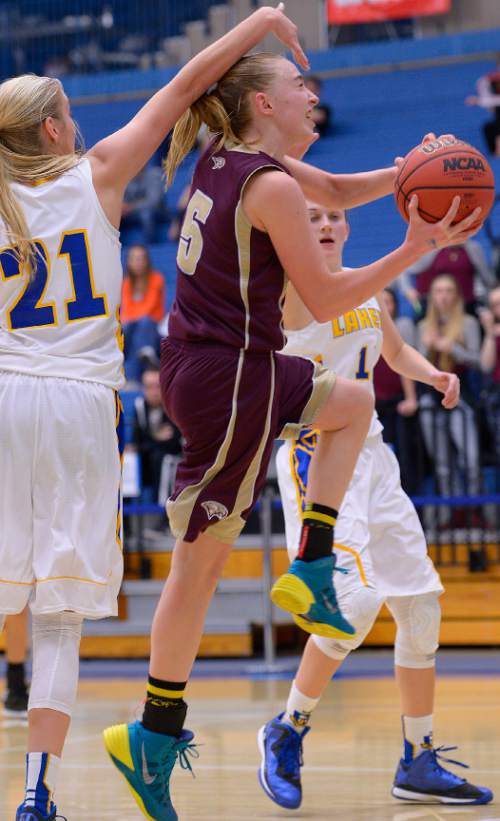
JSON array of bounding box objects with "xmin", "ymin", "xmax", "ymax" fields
[
  {"xmin": 424, "ymin": 274, "xmax": 465, "ymax": 371},
  {"xmin": 165, "ymin": 53, "xmax": 284, "ymax": 187},
  {"xmin": 0, "ymin": 74, "xmax": 83, "ymax": 273}
]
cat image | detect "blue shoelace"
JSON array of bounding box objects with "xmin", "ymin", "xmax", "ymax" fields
[
  {"xmin": 428, "ymin": 745, "xmax": 469, "ymax": 780},
  {"xmin": 277, "ymin": 729, "xmax": 306, "ymax": 778}
]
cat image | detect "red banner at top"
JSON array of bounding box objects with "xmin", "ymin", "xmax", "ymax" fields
[{"xmin": 328, "ymin": 0, "xmax": 451, "ymax": 25}]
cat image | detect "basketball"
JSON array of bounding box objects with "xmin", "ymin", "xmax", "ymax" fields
[{"xmin": 395, "ymin": 137, "xmax": 495, "ymax": 228}]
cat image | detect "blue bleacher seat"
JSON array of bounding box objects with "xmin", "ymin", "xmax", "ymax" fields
[{"xmin": 120, "ymin": 388, "xmax": 142, "ymax": 445}]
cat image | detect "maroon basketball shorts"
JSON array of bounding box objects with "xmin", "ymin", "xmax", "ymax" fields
[{"xmin": 160, "ymin": 338, "xmax": 336, "ymax": 543}]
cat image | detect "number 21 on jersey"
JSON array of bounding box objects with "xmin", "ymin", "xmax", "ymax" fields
[{"xmin": 0, "ymin": 229, "xmax": 107, "ymax": 331}]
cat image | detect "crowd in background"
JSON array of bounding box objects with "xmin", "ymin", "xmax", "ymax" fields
[{"xmin": 121, "ymin": 221, "xmax": 500, "ymax": 519}]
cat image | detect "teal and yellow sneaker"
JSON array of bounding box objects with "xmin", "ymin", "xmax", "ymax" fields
[
  {"xmin": 271, "ymin": 555, "xmax": 355, "ymax": 639},
  {"xmin": 103, "ymin": 721, "xmax": 197, "ymax": 821},
  {"xmin": 392, "ymin": 743, "xmax": 493, "ymax": 804},
  {"xmin": 15, "ymin": 805, "xmax": 66, "ymax": 820}
]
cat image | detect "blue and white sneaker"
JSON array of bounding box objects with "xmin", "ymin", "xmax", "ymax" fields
[
  {"xmin": 103, "ymin": 721, "xmax": 197, "ymax": 821},
  {"xmin": 271, "ymin": 556, "xmax": 355, "ymax": 639},
  {"xmin": 15, "ymin": 804, "xmax": 66, "ymax": 820},
  {"xmin": 257, "ymin": 713, "xmax": 310, "ymax": 809},
  {"xmin": 392, "ymin": 743, "xmax": 493, "ymax": 805}
]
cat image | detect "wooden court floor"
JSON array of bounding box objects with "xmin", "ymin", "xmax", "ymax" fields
[{"xmin": 1, "ymin": 674, "xmax": 499, "ymax": 821}]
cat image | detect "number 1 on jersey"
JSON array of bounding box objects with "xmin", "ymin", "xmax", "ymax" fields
[
  {"xmin": 59, "ymin": 230, "xmax": 107, "ymax": 322},
  {"xmin": 355, "ymin": 345, "xmax": 370, "ymax": 380}
]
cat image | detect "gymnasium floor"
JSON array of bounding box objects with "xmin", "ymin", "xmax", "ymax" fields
[{"xmin": 1, "ymin": 652, "xmax": 499, "ymax": 821}]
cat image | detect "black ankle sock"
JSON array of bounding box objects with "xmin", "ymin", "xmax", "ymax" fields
[
  {"xmin": 7, "ymin": 662, "xmax": 27, "ymax": 693},
  {"xmin": 298, "ymin": 503, "xmax": 338, "ymax": 562},
  {"xmin": 142, "ymin": 676, "xmax": 188, "ymax": 737}
]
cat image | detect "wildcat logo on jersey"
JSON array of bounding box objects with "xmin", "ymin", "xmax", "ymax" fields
[
  {"xmin": 211, "ymin": 156, "xmax": 226, "ymax": 170},
  {"xmin": 202, "ymin": 500, "xmax": 229, "ymax": 520}
]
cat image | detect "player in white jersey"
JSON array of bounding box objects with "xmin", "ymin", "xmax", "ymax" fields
[
  {"xmin": 0, "ymin": 8, "xmax": 308, "ymax": 820},
  {"xmin": 258, "ymin": 202, "xmax": 493, "ymax": 808}
]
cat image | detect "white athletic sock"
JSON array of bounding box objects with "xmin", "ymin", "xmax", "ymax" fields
[
  {"xmin": 282, "ymin": 680, "xmax": 320, "ymax": 730},
  {"xmin": 403, "ymin": 714, "xmax": 434, "ymax": 757},
  {"xmin": 24, "ymin": 752, "xmax": 60, "ymax": 811}
]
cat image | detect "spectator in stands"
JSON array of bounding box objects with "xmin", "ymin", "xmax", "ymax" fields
[
  {"xmin": 120, "ymin": 161, "xmax": 168, "ymax": 244},
  {"xmin": 479, "ymin": 286, "xmax": 500, "ymax": 463},
  {"xmin": 304, "ymin": 75, "xmax": 332, "ymax": 137},
  {"xmin": 398, "ymin": 239, "xmax": 494, "ymax": 317},
  {"xmin": 121, "ymin": 244, "xmax": 165, "ymax": 385},
  {"xmin": 466, "ymin": 55, "xmax": 500, "ymax": 157},
  {"xmin": 132, "ymin": 368, "xmax": 182, "ymax": 504},
  {"xmin": 373, "ymin": 288, "xmax": 419, "ymax": 494},
  {"xmin": 417, "ymin": 275, "xmax": 482, "ymax": 519}
]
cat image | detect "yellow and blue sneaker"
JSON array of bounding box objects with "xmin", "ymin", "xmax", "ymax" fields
[
  {"xmin": 271, "ymin": 556, "xmax": 355, "ymax": 639},
  {"xmin": 16, "ymin": 804, "xmax": 66, "ymax": 820},
  {"xmin": 103, "ymin": 721, "xmax": 197, "ymax": 821},
  {"xmin": 392, "ymin": 742, "xmax": 494, "ymax": 804},
  {"xmin": 257, "ymin": 713, "xmax": 310, "ymax": 809}
]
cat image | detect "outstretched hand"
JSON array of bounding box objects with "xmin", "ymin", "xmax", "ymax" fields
[
  {"xmin": 430, "ymin": 371, "xmax": 460, "ymax": 409},
  {"xmin": 269, "ymin": 3, "xmax": 309, "ymax": 70}
]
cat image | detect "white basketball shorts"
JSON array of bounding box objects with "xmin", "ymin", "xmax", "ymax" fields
[
  {"xmin": 277, "ymin": 431, "xmax": 443, "ymax": 600},
  {"xmin": 0, "ymin": 371, "xmax": 123, "ymax": 618}
]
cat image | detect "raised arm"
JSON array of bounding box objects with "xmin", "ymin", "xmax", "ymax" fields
[
  {"xmin": 282, "ymin": 157, "xmax": 397, "ymax": 209},
  {"xmin": 88, "ymin": 5, "xmax": 307, "ymax": 196},
  {"xmin": 243, "ymin": 171, "xmax": 482, "ymax": 323}
]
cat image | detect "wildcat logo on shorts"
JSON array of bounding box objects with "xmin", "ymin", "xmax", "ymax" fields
[
  {"xmin": 202, "ymin": 500, "xmax": 229, "ymax": 520},
  {"xmin": 211, "ymin": 156, "xmax": 226, "ymax": 170}
]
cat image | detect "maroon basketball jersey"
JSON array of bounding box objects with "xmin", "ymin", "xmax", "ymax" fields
[{"xmin": 168, "ymin": 142, "xmax": 289, "ymax": 352}]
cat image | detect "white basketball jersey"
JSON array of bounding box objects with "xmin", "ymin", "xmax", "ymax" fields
[
  {"xmin": 0, "ymin": 159, "xmax": 124, "ymax": 389},
  {"xmin": 284, "ymin": 293, "xmax": 383, "ymax": 439}
]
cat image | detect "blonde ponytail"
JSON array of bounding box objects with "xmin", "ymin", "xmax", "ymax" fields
[
  {"xmin": 164, "ymin": 52, "xmax": 283, "ymax": 188},
  {"xmin": 165, "ymin": 94, "xmax": 236, "ymax": 188},
  {"xmin": 0, "ymin": 74, "xmax": 83, "ymax": 275}
]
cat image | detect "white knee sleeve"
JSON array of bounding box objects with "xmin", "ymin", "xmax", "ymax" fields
[
  {"xmin": 387, "ymin": 593, "xmax": 441, "ymax": 669},
  {"xmin": 29, "ymin": 613, "xmax": 83, "ymax": 717},
  {"xmin": 313, "ymin": 585, "xmax": 384, "ymax": 660}
]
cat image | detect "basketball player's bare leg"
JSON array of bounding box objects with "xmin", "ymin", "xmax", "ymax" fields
[
  {"xmin": 271, "ymin": 377, "xmax": 373, "ymax": 639},
  {"xmin": 29, "ymin": 711, "xmax": 70, "ymax": 757},
  {"xmin": 149, "ymin": 532, "xmax": 231, "ymax": 682},
  {"xmin": 283, "ymin": 637, "xmax": 435, "ymax": 709}
]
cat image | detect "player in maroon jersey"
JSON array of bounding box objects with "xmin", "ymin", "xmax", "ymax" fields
[{"xmin": 105, "ymin": 47, "xmax": 481, "ymax": 819}]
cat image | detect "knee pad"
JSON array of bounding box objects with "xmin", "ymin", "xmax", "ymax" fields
[
  {"xmin": 313, "ymin": 585, "xmax": 383, "ymax": 660},
  {"xmin": 29, "ymin": 612, "xmax": 83, "ymax": 717},
  {"xmin": 387, "ymin": 593, "xmax": 441, "ymax": 669}
]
